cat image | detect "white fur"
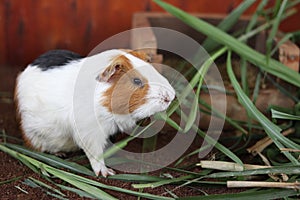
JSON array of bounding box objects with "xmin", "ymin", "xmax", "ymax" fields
[{"xmin": 16, "ymin": 49, "xmax": 175, "ymax": 177}]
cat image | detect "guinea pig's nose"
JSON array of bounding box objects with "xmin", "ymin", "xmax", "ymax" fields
[
  {"xmin": 164, "ymin": 96, "xmax": 171, "ymax": 103},
  {"xmin": 163, "ymin": 90, "xmax": 175, "ymax": 104}
]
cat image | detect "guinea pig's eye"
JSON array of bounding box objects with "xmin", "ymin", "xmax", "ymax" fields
[{"xmin": 133, "ymin": 78, "xmax": 143, "ymax": 87}]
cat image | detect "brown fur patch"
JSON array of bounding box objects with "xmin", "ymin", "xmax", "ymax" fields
[
  {"xmin": 102, "ymin": 54, "xmax": 149, "ymax": 114},
  {"xmin": 120, "ymin": 49, "xmax": 151, "ymax": 62},
  {"xmin": 129, "ymin": 51, "xmax": 151, "ymax": 62}
]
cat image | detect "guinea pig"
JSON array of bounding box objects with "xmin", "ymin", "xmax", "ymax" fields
[{"xmin": 15, "ymin": 49, "xmax": 175, "ymax": 177}]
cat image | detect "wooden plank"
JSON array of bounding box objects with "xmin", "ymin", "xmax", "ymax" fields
[
  {"xmin": 0, "ymin": 1, "xmax": 7, "ymax": 65},
  {"xmin": 131, "ymin": 13, "xmax": 157, "ymax": 56},
  {"xmin": 1, "ymin": 0, "xmax": 299, "ymax": 66}
]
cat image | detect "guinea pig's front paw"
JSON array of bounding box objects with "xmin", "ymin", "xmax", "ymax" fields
[
  {"xmin": 100, "ymin": 167, "xmax": 116, "ymax": 178},
  {"xmin": 92, "ymin": 161, "xmax": 116, "ymax": 177}
]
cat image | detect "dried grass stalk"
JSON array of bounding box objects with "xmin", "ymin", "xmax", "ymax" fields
[
  {"xmin": 247, "ymin": 128, "xmax": 295, "ymax": 155},
  {"xmin": 280, "ymin": 148, "xmax": 300, "ymax": 153},
  {"xmin": 227, "ymin": 181, "xmax": 300, "ymax": 189},
  {"xmin": 198, "ymin": 160, "xmax": 270, "ymax": 171}
]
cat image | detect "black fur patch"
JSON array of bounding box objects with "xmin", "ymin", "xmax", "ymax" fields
[{"xmin": 31, "ymin": 49, "xmax": 83, "ymax": 71}]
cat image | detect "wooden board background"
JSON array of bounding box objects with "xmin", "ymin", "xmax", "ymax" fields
[{"xmin": 0, "ymin": 0, "xmax": 299, "ymax": 66}]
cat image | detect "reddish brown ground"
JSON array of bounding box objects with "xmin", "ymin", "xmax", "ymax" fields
[{"xmin": 0, "ymin": 66, "xmax": 246, "ymax": 199}]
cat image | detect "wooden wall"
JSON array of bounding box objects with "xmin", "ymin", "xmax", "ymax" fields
[{"xmin": 1, "ymin": 0, "xmax": 299, "ymax": 66}]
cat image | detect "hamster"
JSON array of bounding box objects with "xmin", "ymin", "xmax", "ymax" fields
[{"xmin": 15, "ymin": 49, "xmax": 175, "ymax": 177}]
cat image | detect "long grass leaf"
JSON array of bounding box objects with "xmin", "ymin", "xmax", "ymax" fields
[
  {"xmin": 4, "ymin": 143, "xmax": 94, "ymax": 176},
  {"xmin": 56, "ymin": 184, "xmax": 96, "ymax": 198},
  {"xmin": 46, "ymin": 168, "xmax": 117, "ymax": 200},
  {"xmin": 266, "ymin": 0, "xmax": 288, "ymax": 62},
  {"xmin": 0, "ymin": 144, "xmax": 115, "ymax": 199},
  {"xmin": 246, "ymin": 0, "xmax": 268, "ymax": 33},
  {"xmin": 98, "ymin": 121, "xmax": 156, "ymax": 161},
  {"xmin": 0, "ymin": 144, "xmax": 174, "ymax": 200},
  {"xmin": 205, "ymin": 165, "xmax": 300, "ymax": 179},
  {"xmin": 183, "ymin": 89, "xmax": 199, "ymax": 133},
  {"xmin": 239, "ymin": 0, "xmax": 267, "ymax": 93},
  {"xmin": 252, "ymin": 72, "xmax": 262, "ymax": 103},
  {"xmin": 199, "ymin": 99, "xmax": 248, "ymax": 135},
  {"xmin": 153, "ymin": 0, "xmax": 300, "ymax": 87},
  {"xmin": 271, "ymin": 109, "xmax": 300, "ymax": 120},
  {"xmin": 177, "ymin": 189, "xmax": 299, "ymax": 200},
  {"xmin": 178, "ymin": 105, "xmax": 243, "ymax": 165},
  {"xmin": 108, "ymin": 174, "xmax": 165, "ymax": 182},
  {"xmin": 107, "ymin": 156, "xmax": 204, "ymax": 175},
  {"xmin": 47, "ymin": 167, "xmax": 174, "ymax": 200},
  {"xmin": 0, "ymin": 176, "xmax": 22, "ymax": 185},
  {"xmin": 202, "ymin": 0, "xmax": 256, "ymax": 52},
  {"xmin": 174, "ymin": 144, "xmax": 211, "ymax": 167},
  {"xmin": 198, "ymin": 129, "xmax": 243, "ymax": 165},
  {"xmin": 28, "ymin": 177, "xmax": 66, "ymax": 197},
  {"xmin": 132, "ymin": 175, "xmax": 194, "ymax": 189},
  {"xmin": 270, "ymin": 32, "xmax": 296, "ymax": 56},
  {"xmin": 226, "ymin": 51, "xmax": 300, "ymax": 164}
]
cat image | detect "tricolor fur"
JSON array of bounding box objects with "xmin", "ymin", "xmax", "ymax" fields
[{"xmin": 15, "ymin": 49, "xmax": 175, "ymax": 177}]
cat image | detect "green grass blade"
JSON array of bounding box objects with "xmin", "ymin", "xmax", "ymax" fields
[
  {"xmin": 199, "ymin": 99, "xmax": 248, "ymax": 135},
  {"xmin": 46, "ymin": 167, "xmax": 117, "ymax": 200},
  {"xmin": 0, "ymin": 176, "xmax": 22, "ymax": 185},
  {"xmin": 156, "ymin": 112, "xmax": 182, "ymax": 131},
  {"xmin": 1, "ymin": 144, "xmax": 173, "ymax": 200},
  {"xmin": 177, "ymin": 189, "xmax": 299, "ymax": 200},
  {"xmin": 197, "ymin": 128, "xmax": 243, "ymax": 165},
  {"xmin": 226, "ymin": 51, "xmax": 300, "ymax": 164},
  {"xmin": 0, "ymin": 143, "xmax": 40, "ymax": 174},
  {"xmin": 271, "ymin": 109, "xmax": 300, "ymax": 120},
  {"xmin": 240, "ymin": 59, "xmax": 249, "ymax": 95},
  {"xmin": 270, "ymin": 32, "xmax": 294, "ymax": 56},
  {"xmin": 205, "ymin": 165, "xmax": 300, "ymax": 179},
  {"xmin": 153, "ymin": 0, "xmax": 300, "ymax": 87},
  {"xmin": 98, "ymin": 120, "xmax": 156, "ymax": 161},
  {"xmin": 266, "ymin": 75, "xmax": 299, "ymax": 102},
  {"xmin": 246, "ymin": 0, "xmax": 268, "ymax": 33},
  {"xmin": 180, "ymin": 105, "xmax": 243, "ymax": 165},
  {"xmin": 48, "ymin": 168, "xmax": 174, "ymax": 200},
  {"xmin": 56, "ymin": 184, "xmax": 96, "ymax": 198},
  {"xmin": 202, "ymin": 0, "xmax": 256, "ymax": 52},
  {"xmin": 252, "ymin": 72, "xmax": 262, "ymax": 104},
  {"xmin": 177, "ymin": 104, "xmax": 243, "ymax": 165},
  {"xmin": 108, "ymin": 174, "xmax": 165, "ymax": 182},
  {"xmin": 183, "ymin": 58, "xmax": 209, "ymax": 133},
  {"xmin": 60, "ymin": 184, "xmax": 97, "ymax": 198},
  {"xmin": 167, "ymin": 47, "xmax": 227, "ymax": 117},
  {"xmin": 183, "ymin": 88, "xmax": 199, "ymax": 133},
  {"xmin": 266, "ymin": 0, "xmax": 288, "ymax": 62},
  {"xmin": 0, "ymin": 144, "xmax": 116, "ymax": 199},
  {"xmin": 174, "ymin": 144, "xmax": 211, "ymax": 167},
  {"xmin": 107, "ymin": 156, "xmax": 204, "ymax": 176},
  {"xmin": 28, "ymin": 177, "xmax": 66, "ymax": 197},
  {"xmin": 4, "ymin": 143, "xmax": 94, "ymax": 176},
  {"xmin": 132, "ymin": 175, "xmax": 194, "ymax": 189}
]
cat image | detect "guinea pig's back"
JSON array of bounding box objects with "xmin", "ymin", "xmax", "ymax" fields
[
  {"xmin": 16, "ymin": 50, "xmax": 82, "ymax": 112},
  {"xmin": 15, "ymin": 50, "xmax": 83, "ymax": 152}
]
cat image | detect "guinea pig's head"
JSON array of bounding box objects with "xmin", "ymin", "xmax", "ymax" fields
[{"xmin": 97, "ymin": 50, "xmax": 175, "ymax": 122}]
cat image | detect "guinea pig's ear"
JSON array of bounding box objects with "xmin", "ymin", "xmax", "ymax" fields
[{"xmin": 96, "ymin": 63, "xmax": 121, "ymax": 82}]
